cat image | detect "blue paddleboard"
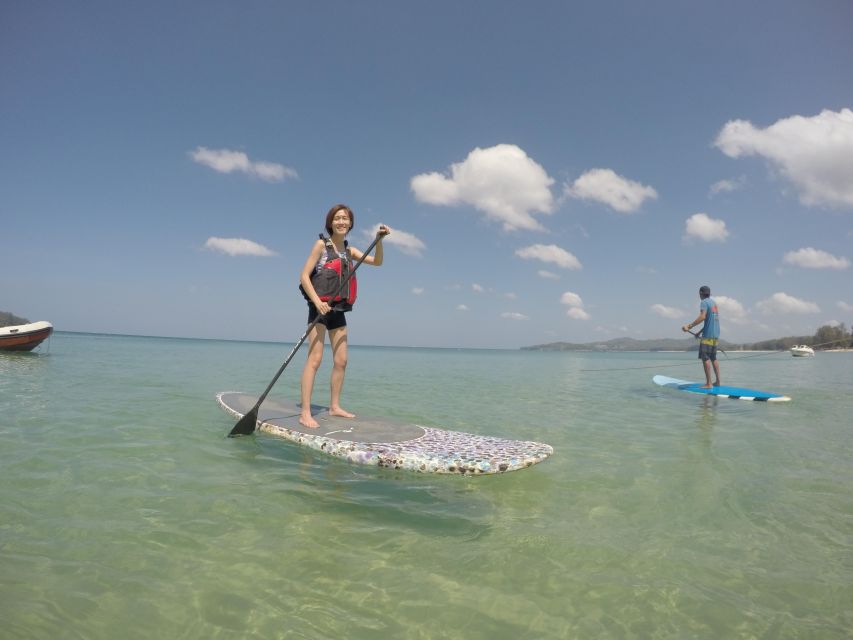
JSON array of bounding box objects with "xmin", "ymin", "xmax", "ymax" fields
[{"xmin": 653, "ymin": 375, "xmax": 790, "ymax": 402}]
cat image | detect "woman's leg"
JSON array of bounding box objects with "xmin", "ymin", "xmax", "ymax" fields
[
  {"xmin": 328, "ymin": 326, "xmax": 355, "ymax": 418},
  {"xmin": 300, "ymin": 323, "xmax": 326, "ymax": 428}
]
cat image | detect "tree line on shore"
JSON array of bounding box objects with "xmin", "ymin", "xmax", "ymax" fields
[
  {"xmin": 743, "ymin": 323, "xmax": 851, "ymax": 351},
  {"xmin": 523, "ymin": 324, "xmax": 852, "ymax": 352}
]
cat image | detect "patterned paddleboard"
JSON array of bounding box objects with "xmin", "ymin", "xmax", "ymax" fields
[{"xmin": 217, "ymin": 392, "xmax": 553, "ymax": 474}]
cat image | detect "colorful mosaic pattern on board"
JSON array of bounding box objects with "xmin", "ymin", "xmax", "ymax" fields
[{"xmin": 218, "ymin": 394, "xmax": 553, "ymax": 475}]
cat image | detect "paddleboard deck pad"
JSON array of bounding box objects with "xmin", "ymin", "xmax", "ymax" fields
[
  {"xmin": 217, "ymin": 392, "xmax": 553, "ymax": 474},
  {"xmin": 653, "ymin": 375, "xmax": 790, "ymax": 402}
]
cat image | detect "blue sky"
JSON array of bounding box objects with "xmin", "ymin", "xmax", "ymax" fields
[{"xmin": 2, "ymin": 1, "xmax": 852, "ymax": 349}]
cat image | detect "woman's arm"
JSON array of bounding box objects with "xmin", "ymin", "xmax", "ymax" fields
[{"xmin": 349, "ymin": 225, "xmax": 390, "ymax": 266}]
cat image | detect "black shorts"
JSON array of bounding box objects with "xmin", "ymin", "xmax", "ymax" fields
[
  {"xmin": 308, "ymin": 304, "xmax": 347, "ymax": 331},
  {"xmin": 698, "ymin": 342, "xmax": 717, "ymax": 361}
]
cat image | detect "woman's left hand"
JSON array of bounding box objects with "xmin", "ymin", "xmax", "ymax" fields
[{"xmin": 377, "ymin": 224, "xmax": 391, "ymax": 237}]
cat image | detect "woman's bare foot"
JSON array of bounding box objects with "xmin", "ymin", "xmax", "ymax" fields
[
  {"xmin": 329, "ymin": 407, "xmax": 355, "ymax": 419},
  {"xmin": 299, "ymin": 414, "xmax": 319, "ymax": 429}
]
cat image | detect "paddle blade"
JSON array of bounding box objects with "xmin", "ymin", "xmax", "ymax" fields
[{"xmin": 228, "ymin": 408, "xmax": 259, "ymax": 437}]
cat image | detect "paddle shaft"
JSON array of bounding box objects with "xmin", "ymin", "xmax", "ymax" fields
[{"xmin": 228, "ymin": 232, "xmax": 384, "ymax": 437}]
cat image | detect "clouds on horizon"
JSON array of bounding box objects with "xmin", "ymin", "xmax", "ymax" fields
[
  {"xmin": 199, "ymin": 117, "xmax": 843, "ymax": 339},
  {"xmin": 714, "ymin": 108, "xmax": 853, "ymax": 209}
]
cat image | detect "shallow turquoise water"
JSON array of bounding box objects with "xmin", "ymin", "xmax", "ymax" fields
[{"xmin": 1, "ymin": 333, "xmax": 851, "ymax": 638}]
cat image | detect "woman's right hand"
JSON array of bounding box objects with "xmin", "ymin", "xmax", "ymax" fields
[{"xmin": 315, "ymin": 300, "xmax": 331, "ymax": 315}]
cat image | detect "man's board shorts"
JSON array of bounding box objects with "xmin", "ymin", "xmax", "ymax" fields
[{"xmin": 698, "ymin": 338, "xmax": 718, "ymax": 361}]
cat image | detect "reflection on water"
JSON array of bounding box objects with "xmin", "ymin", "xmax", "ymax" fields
[
  {"xmin": 695, "ymin": 395, "xmax": 719, "ymax": 432},
  {"xmin": 0, "ymin": 350, "xmax": 50, "ymax": 375}
]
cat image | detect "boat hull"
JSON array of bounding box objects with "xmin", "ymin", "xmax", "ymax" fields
[
  {"xmin": 791, "ymin": 345, "xmax": 814, "ymax": 357},
  {"xmin": 0, "ymin": 322, "xmax": 54, "ymax": 351}
]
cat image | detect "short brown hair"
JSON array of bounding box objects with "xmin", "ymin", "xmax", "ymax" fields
[{"xmin": 325, "ymin": 204, "xmax": 354, "ymax": 236}]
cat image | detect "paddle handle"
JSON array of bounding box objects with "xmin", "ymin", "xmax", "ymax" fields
[{"xmin": 247, "ymin": 231, "xmax": 385, "ymax": 412}]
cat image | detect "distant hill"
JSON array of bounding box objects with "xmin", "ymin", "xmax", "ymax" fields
[
  {"xmin": 0, "ymin": 311, "xmax": 30, "ymax": 327},
  {"xmin": 521, "ymin": 336, "xmax": 726, "ymax": 352}
]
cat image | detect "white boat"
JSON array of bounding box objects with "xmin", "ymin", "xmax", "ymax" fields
[
  {"xmin": 0, "ymin": 321, "xmax": 53, "ymax": 351},
  {"xmin": 791, "ymin": 345, "xmax": 815, "ymax": 357}
]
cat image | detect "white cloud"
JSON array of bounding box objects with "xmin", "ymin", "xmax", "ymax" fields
[
  {"xmin": 472, "ymin": 283, "xmax": 485, "ymax": 293},
  {"xmin": 190, "ymin": 147, "xmax": 297, "ymax": 182},
  {"xmin": 567, "ymin": 307, "xmax": 591, "ymax": 320},
  {"xmin": 538, "ymin": 270, "xmax": 560, "ymax": 279},
  {"xmin": 715, "ymin": 295, "xmax": 749, "ymax": 324},
  {"xmin": 838, "ymin": 301, "xmax": 853, "ymax": 313},
  {"xmin": 783, "ymin": 247, "xmax": 849, "ymax": 270},
  {"xmin": 709, "ymin": 176, "xmax": 746, "ymax": 197},
  {"xmin": 456, "ymin": 304, "xmax": 469, "ymax": 311},
  {"xmin": 560, "ymin": 291, "xmax": 584, "ymax": 307},
  {"xmin": 515, "ymin": 244, "xmax": 582, "ymax": 270},
  {"xmin": 564, "ymin": 168, "xmax": 658, "ymax": 213},
  {"xmin": 561, "ymin": 291, "xmax": 590, "ymax": 320},
  {"xmin": 755, "ymin": 292, "xmax": 820, "ymax": 315},
  {"xmin": 365, "ymin": 225, "xmax": 426, "ymax": 257},
  {"xmin": 412, "ymin": 287, "xmax": 424, "ymax": 296},
  {"xmin": 684, "ymin": 212, "xmax": 729, "ymax": 242},
  {"xmin": 714, "ymin": 108, "xmax": 853, "ymax": 209},
  {"xmin": 650, "ymin": 303, "xmax": 684, "ymax": 319},
  {"xmin": 501, "ymin": 312, "xmax": 529, "ymax": 320},
  {"xmin": 204, "ymin": 237, "xmax": 276, "ymax": 257},
  {"xmin": 410, "ymin": 144, "xmax": 555, "ymax": 231}
]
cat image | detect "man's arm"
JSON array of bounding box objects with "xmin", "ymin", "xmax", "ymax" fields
[{"xmin": 682, "ymin": 308, "xmax": 707, "ymax": 333}]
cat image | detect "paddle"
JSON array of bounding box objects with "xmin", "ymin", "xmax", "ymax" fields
[{"xmin": 228, "ymin": 231, "xmax": 385, "ymax": 437}]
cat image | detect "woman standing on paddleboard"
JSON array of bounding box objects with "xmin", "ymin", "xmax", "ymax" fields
[{"xmin": 298, "ymin": 204, "xmax": 390, "ymax": 428}]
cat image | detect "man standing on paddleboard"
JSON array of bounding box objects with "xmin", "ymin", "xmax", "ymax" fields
[{"xmin": 682, "ymin": 285, "xmax": 721, "ymax": 389}]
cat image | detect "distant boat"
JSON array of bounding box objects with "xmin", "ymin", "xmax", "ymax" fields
[
  {"xmin": 790, "ymin": 344, "xmax": 815, "ymax": 357},
  {"xmin": 0, "ymin": 321, "xmax": 53, "ymax": 351}
]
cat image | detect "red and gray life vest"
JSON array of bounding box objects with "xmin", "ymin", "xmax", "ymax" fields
[{"xmin": 299, "ymin": 234, "xmax": 357, "ymax": 311}]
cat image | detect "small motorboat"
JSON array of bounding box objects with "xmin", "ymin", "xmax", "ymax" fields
[
  {"xmin": 0, "ymin": 321, "xmax": 54, "ymax": 351},
  {"xmin": 790, "ymin": 344, "xmax": 815, "ymax": 357}
]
